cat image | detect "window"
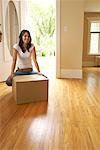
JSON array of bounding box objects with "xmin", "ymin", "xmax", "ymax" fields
[{"xmin": 89, "ymin": 21, "xmax": 100, "ymax": 55}]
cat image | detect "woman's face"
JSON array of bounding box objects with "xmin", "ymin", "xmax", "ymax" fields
[{"xmin": 22, "ymin": 32, "xmax": 30, "ymax": 44}]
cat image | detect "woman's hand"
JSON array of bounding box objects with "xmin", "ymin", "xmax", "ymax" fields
[
  {"xmin": 8, "ymin": 73, "xmax": 14, "ymax": 80},
  {"xmin": 38, "ymin": 72, "xmax": 42, "ymax": 75}
]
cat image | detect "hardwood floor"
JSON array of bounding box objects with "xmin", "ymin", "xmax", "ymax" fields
[{"xmin": 0, "ymin": 67, "xmax": 100, "ymax": 150}]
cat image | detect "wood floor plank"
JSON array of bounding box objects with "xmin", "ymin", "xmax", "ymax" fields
[{"xmin": 0, "ymin": 67, "xmax": 100, "ymax": 150}]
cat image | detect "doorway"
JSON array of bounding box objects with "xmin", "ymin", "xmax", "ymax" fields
[
  {"xmin": 82, "ymin": 12, "xmax": 100, "ymax": 67},
  {"xmin": 21, "ymin": 0, "xmax": 57, "ymax": 79}
]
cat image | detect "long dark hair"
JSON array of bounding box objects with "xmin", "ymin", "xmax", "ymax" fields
[{"xmin": 19, "ymin": 30, "xmax": 32, "ymax": 53}]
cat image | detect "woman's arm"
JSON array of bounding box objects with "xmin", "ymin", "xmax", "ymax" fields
[
  {"xmin": 10, "ymin": 48, "xmax": 17, "ymax": 75},
  {"xmin": 31, "ymin": 47, "xmax": 40, "ymax": 72}
]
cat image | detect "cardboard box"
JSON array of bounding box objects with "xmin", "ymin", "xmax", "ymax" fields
[{"xmin": 12, "ymin": 74, "xmax": 48, "ymax": 104}]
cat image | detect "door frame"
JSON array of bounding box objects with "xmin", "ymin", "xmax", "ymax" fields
[{"xmin": 56, "ymin": 0, "xmax": 61, "ymax": 78}]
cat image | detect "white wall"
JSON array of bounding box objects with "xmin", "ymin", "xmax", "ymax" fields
[
  {"xmin": 60, "ymin": 0, "xmax": 84, "ymax": 78},
  {"xmin": 84, "ymin": 0, "xmax": 100, "ymax": 12}
]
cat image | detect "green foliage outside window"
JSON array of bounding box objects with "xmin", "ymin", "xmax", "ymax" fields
[{"xmin": 29, "ymin": 0, "xmax": 55, "ymax": 56}]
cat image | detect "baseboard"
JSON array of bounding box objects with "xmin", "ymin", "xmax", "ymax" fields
[{"xmin": 61, "ymin": 69, "xmax": 82, "ymax": 79}]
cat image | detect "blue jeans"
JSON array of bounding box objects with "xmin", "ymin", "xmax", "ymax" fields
[{"xmin": 6, "ymin": 70, "xmax": 38, "ymax": 86}]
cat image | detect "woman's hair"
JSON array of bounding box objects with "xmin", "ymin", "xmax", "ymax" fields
[
  {"xmin": 0, "ymin": 31, "xmax": 2, "ymax": 35},
  {"xmin": 19, "ymin": 30, "xmax": 32, "ymax": 53}
]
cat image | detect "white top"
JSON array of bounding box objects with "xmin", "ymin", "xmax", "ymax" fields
[{"xmin": 13, "ymin": 43, "xmax": 34, "ymax": 69}]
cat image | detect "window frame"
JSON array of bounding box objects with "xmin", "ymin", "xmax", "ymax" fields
[{"xmin": 87, "ymin": 17, "xmax": 100, "ymax": 56}]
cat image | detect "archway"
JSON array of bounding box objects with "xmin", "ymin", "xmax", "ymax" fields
[{"xmin": 5, "ymin": 1, "xmax": 19, "ymax": 56}]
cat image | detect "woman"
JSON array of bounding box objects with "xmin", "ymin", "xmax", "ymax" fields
[{"xmin": 6, "ymin": 30, "xmax": 40, "ymax": 86}]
